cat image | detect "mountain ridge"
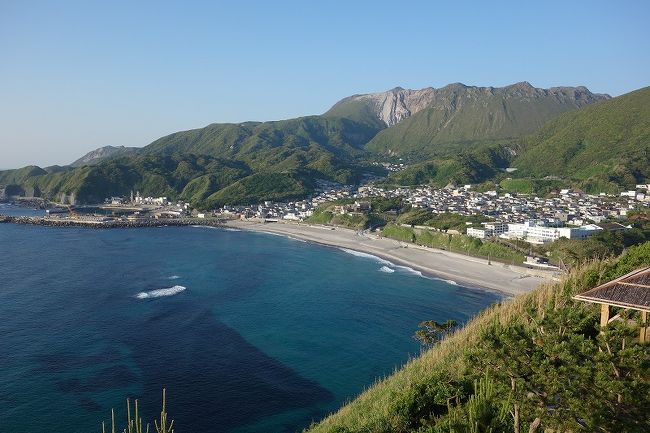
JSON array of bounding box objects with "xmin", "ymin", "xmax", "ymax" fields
[
  {"xmin": 1, "ymin": 82, "xmax": 639, "ymax": 207},
  {"xmin": 355, "ymin": 82, "xmax": 610, "ymax": 158},
  {"xmin": 71, "ymin": 145, "xmax": 138, "ymax": 167},
  {"xmin": 325, "ymin": 82, "xmax": 609, "ymax": 130}
]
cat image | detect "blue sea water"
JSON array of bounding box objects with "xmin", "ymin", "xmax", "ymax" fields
[{"xmin": 0, "ymin": 206, "xmax": 501, "ymax": 433}]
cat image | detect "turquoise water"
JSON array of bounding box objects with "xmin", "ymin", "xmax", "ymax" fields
[{"xmin": 0, "ymin": 209, "xmax": 500, "ymax": 432}]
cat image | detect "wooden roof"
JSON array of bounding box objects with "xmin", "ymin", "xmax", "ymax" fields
[{"xmin": 573, "ymin": 266, "xmax": 650, "ymax": 312}]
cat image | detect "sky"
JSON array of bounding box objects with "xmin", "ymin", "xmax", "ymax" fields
[{"xmin": 1, "ymin": 0, "xmax": 649, "ymax": 169}]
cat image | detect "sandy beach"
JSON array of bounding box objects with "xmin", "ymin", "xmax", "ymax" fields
[{"xmin": 228, "ymin": 220, "xmax": 558, "ymax": 296}]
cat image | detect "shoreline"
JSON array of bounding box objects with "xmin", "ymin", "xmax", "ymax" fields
[
  {"xmin": 227, "ymin": 220, "xmax": 558, "ymax": 296},
  {"xmin": 0, "ymin": 210, "xmax": 558, "ymax": 296}
]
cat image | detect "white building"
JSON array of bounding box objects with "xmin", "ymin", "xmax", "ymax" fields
[
  {"xmin": 484, "ymin": 222, "xmax": 509, "ymax": 236},
  {"xmin": 467, "ymin": 227, "xmax": 490, "ymax": 239},
  {"xmin": 526, "ymin": 225, "xmax": 563, "ymax": 244}
]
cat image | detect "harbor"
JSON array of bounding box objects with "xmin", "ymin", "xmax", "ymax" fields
[{"xmin": 0, "ymin": 214, "xmax": 227, "ymax": 229}]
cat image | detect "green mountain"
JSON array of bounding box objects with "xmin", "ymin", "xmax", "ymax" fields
[
  {"xmin": 344, "ymin": 82, "xmax": 608, "ymax": 159},
  {"xmin": 512, "ymin": 86, "xmax": 650, "ymax": 192},
  {"xmin": 12, "ymin": 155, "xmax": 251, "ymax": 206},
  {"xmin": 0, "ymin": 165, "xmax": 48, "ymax": 185},
  {"xmin": 0, "ymin": 117, "xmax": 380, "ymax": 206},
  {"xmin": 141, "ymin": 116, "xmax": 379, "ymax": 162}
]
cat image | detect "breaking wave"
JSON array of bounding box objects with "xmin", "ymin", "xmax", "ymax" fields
[
  {"xmin": 136, "ymin": 285, "xmax": 186, "ymax": 299},
  {"xmin": 395, "ymin": 265, "xmax": 425, "ymax": 277},
  {"xmin": 340, "ymin": 248, "xmax": 393, "ymax": 266},
  {"xmin": 168, "ymin": 275, "xmax": 180, "ymax": 280},
  {"xmin": 379, "ymin": 266, "xmax": 395, "ymax": 273}
]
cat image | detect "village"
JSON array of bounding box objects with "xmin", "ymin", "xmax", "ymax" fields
[
  {"xmin": 212, "ymin": 182, "xmax": 648, "ymax": 244},
  {"xmin": 2, "ymin": 178, "xmax": 648, "ymax": 247}
]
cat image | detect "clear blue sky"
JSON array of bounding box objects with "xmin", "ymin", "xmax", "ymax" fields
[{"xmin": 1, "ymin": 0, "xmax": 648, "ymax": 168}]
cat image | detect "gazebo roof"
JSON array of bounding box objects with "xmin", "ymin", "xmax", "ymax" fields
[{"xmin": 573, "ymin": 266, "xmax": 650, "ymax": 312}]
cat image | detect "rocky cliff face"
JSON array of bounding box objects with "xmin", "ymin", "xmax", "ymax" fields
[
  {"xmin": 328, "ymin": 82, "xmax": 610, "ymax": 127},
  {"xmin": 353, "ymin": 87, "xmax": 437, "ymax": 126}
]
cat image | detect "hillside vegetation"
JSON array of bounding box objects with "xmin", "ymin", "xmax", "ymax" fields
[
  {"xmin": 379, "ymin": 87, "xmax": 649, "ymax": 191},
  {"xmin": 513, "ymin": 86, "xmax": 650, "ymax": 192},
  {"xmin": 363, "ymin": 82, "xmax": 607, "ymax": 159},
  {"xmin": 13, "ymin": 155, "xmax": 251, "ymax": 206},
  {"xmin": 0, "ymin": 116, "xmax": 379, "ymax": 206},
  {"xmin": 306, "ymin": 242, "xmax": 650, "ymax": 433},
  {"xmin": 141, "ymin": 116, "xmax": 380, "ymax": 162},
  {"xmin": 383, "ymin": 146, "xmax": 512, "ymax": 187}
]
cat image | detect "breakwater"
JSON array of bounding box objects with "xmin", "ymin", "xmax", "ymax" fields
[{"xmin": 0, "ymin": 214, "xmax": 228, "ymax": 229}]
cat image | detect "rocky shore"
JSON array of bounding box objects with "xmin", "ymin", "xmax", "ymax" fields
[{"xmin": 0, "ymin": 215, "xmax": 228, "ymax": 229}]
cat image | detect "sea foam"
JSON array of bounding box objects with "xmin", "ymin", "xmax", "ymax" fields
[
  {"xmin": 136, "ymin": 285, "xmax": 186, "ymax": 299},
  {"xmin": 168, "ymin": 275, "xmax": 180, "ymax": 280},
  {"xmin": 340, "ymin": 248, "xmax": 393, "ymax": 266},
  {"xmin": 379, "ymin": 266, "xmax": 395, "ymax": 273},
  {"xmin": 395, "ymin": 265, "xmax": 425, "ymax": 278}
]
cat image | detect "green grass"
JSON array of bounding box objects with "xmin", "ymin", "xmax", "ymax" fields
[
  {"xmin": 306, "ymin": 242, "xmax": 650, "ymax": 432},
  {"xmin": 381, "ymin": 224, "xmax": 525, "ymax": 264},
  {"xmin": 396, "ymin": 211, "xmax": 488, "ymax": 232}
]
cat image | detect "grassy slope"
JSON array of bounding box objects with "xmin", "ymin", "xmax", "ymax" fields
[
  {"xmin": 513, "ymin": 86, "xmax": 650, "ymax": 191},
  {"xmin": 204, "ymin": 170, "xmax": 314, "ymax": 207},
  {"xmin": 324, "ymin": 97, "xmax": 389, "ymax": 130},
  {"xmin": 306, "ymin": 242, "xmax": 650, "ymax": 432}
]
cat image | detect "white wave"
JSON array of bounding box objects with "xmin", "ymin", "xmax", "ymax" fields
[
  {"xmin": 379, "ymin": 266, "xmax": 395, "ymax": 273},
  {"xmin": 136, "ymin": 285, "xmax": 186, "ymax": 299},
  {"xmin": 445, "ymin": 279, "xmax": 458, "ymax": 285},
  {"xmin": 340, "ymin": 248, "xmax": 393, "ymax": 266},
  {"xmin": 191, "ymin": 225, "xmax": 219, "ymax": 230},
  {"xmin": 222, "ymin": 227, "xmax": 241, "ymax": 232},
  {"xmin": 168, "ymin": 275, "xmax": 180, "ymax": 280},
  {"xmin": 263, "ymin": 231, "xmax": 286, "ymax": 237},
  {"xmin": 395, "ymin": 265, "xmax": 424, "ymax": 277}
]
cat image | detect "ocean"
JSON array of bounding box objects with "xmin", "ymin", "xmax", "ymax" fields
[{"xmin": 0, "ymin": 204, "xmax": 500, "ymax": 432}]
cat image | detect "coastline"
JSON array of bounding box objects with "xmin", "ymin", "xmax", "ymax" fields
[
  {"xmin": 0, "ymin": 209, "xmax": 557, "ymax": 296},
  {"xmin": 227, "ymin": 220, "xmax": 558, "ymax": 296}
]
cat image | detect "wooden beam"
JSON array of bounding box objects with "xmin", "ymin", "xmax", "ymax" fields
[
  {"xmin": 641, "ymin": 311, "xmax": 648, "ymax": 343},
  {"xmin": 607, "ymin": 314, "xmax": 621, "ymax": 324},
  {"xmin": 600, "ymin": 304, "xmax": 610, "ymax": 328}
]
